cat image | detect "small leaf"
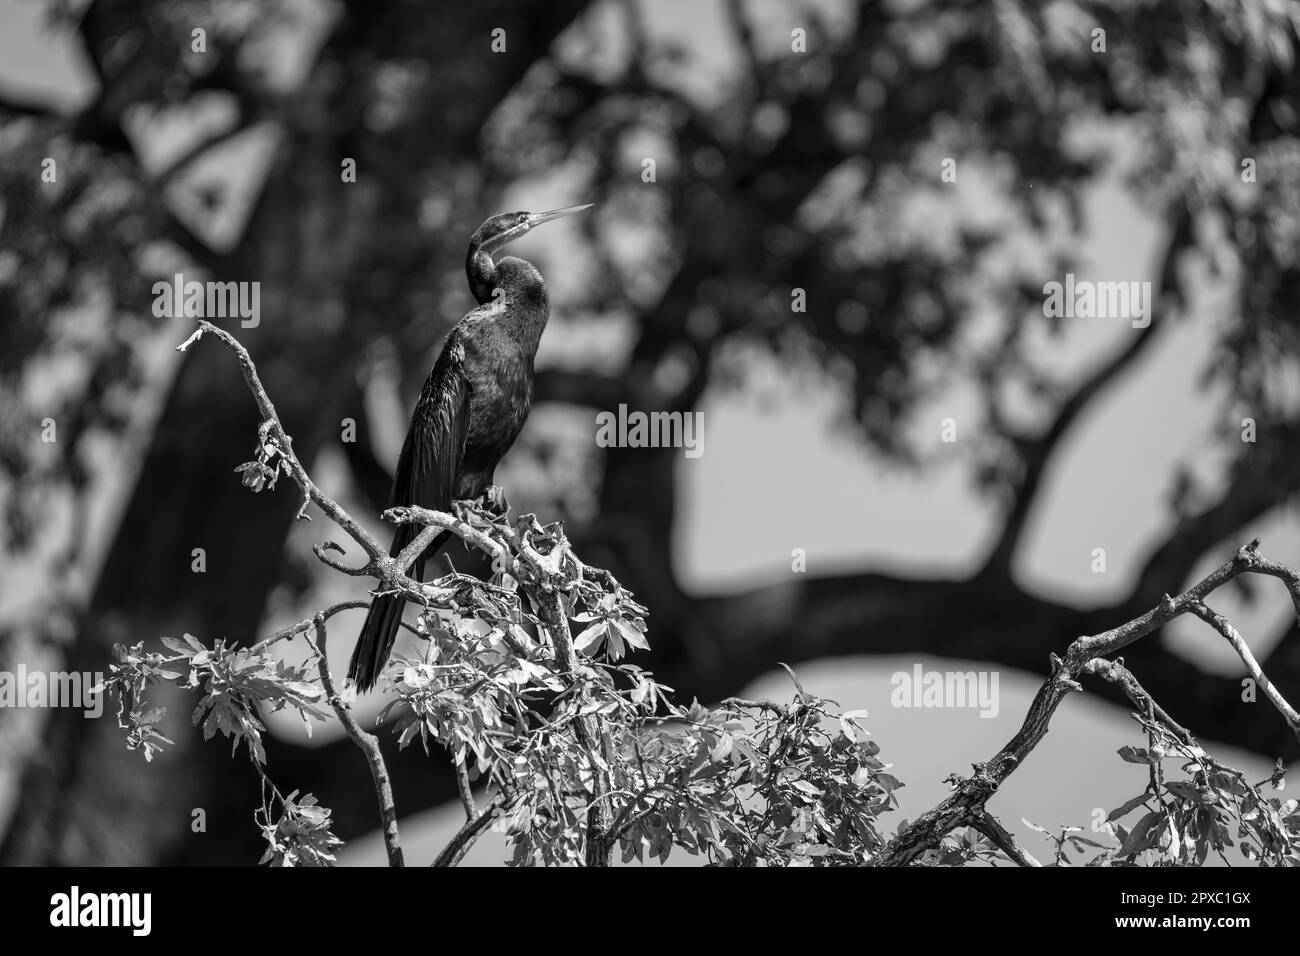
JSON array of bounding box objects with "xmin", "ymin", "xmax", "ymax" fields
[
  {"xmin": 1117, "ymin": 811, "xmax": 1161, "ymax": 857},
  {"xmin": 1117, "ymin": 745, "xmax": 1155, "ymax": 765},
  {"xmin": 839, "ymin": 709, "xmax": 870, "ymax": 740},
  {"xmin": 612, "ymin": 618, "xmax": 649, "ymax": 651},
  {"xmin": 1106, "ymin": 793, "xmax": 1151, "ymax": 821},
  {"xmin": 572, "ymin": 621, "xmax": 608, "ymax": 655}
]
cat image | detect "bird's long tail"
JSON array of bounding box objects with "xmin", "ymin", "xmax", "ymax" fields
[{"xmin": 347, "ymin": 525, "xmax": 452, "ymax": 691}]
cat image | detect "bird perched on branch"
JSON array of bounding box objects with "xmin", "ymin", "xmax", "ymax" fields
[{"xmin": 348, "ymin": 203, "xmax": 593, "ymax": 691}]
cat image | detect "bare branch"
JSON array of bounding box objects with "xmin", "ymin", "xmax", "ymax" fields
[
  {"xmin": 312, "ymin": 542, "xmax": 375, "ymax": 576},
  {"xmin": 876, "ymin": 538, "xmax": 1300, "ymax": 865},
  {"xmin": 307, "ymin": 612, "xmax": 404, "ymax": 868},
  {"xmin": 969, "ymin": 811, "xmax": 1041, "ymax": 867},
  {"xmin": 1064, "ymin": 541, "xmax": 1264, "ymax": 667},
  {"xmin": 175, "ymin": 324, "xmax": 516, "ymax": 621},
  {"xmin": 252, "ymin": 600, "xmax": 369, "ymax": 653},
  {"xmin": 1082, "ymin": 657, "xmax": 1193, "ymax": 744},
  {"xmin": 178, "ymin": 321, "xmax": 386, "ymax": 558},
  {"xmin": 1187, "ymin": 600, "xmax": 1300, "ymax": 740},
  {"xmin": 1248, "ymin": 554, "xmax": 1300, "ymax": 626},
  {"xmin": 721, "ymin": 697, "xmax": 784, "ymax": 714},
  {"xmin": 386, "ymin": 505, "xmax": 509, "ymax": 566},
  {"xmin": 455, "ymin": 760, "xmax": 476, "ymax": 821},
  {"xmin": 394, "ymin": 521, "xmax": 452, "ymax": 575},
  {"xmin": 431, "ymin": 792, "xmax": 514, "ymax": 868}
]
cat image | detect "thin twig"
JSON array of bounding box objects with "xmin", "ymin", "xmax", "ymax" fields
[
  {"xmin": 969, "ymin": 810, "xmax": 1041, "ymax": 867},
  {"xmin": 1186, "ymin": 600, "xmax": 1300, "ymax": 740},
  {"xmin": 308, "ymin": 612, "xmax": 404, "ymax": 867},
  {"xmin": 432, "ymin": 792, "xmax": 514, "ymax": 868},
  {"xmin": 251, "ymin": 600, "xmax": 370, "ymax": 653},
  {"xmin": 182, "ymin": 322, "xmax": 492, "ymax": 617},
  {"xmin": 1082, "ymin": 658, "xmax": 1195, "ymax": 744},
  {"xmin": 178, "ymin": 321, "xmax": 384, "ymax": 557},
  {"xmin": 387, "ymin": 505, "xmax": 509, "ymax": 566},
  {"xmin": 721, "ymin": 697, "xmax": 784, "ymax": 713},
  {"xmin": 455, "ymin": 760, "xmax": 476, "ymax": 821}
]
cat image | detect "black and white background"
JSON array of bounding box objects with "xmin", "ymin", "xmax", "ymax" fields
[{"xmin": 0, "ymin": 0, "xmax": 1297, "ymax": 898}]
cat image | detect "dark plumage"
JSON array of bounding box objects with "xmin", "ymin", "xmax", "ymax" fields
[{"xmin": 348, "ymin": 204, "xmax": 592, "ymax": 691}]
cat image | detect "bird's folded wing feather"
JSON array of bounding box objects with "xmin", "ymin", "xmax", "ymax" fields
[{"xmin": 390, "ymin": 330, "xmax": 472, "ymax": 541}]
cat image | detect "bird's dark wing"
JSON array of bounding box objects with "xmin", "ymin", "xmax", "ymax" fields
[
  {"xmin": 349, "ymin": 332, "xmax": 470, "ymax": 692},
  {"xmin": 392, "ymin": 328, "xmax": 471, "ymax": 517}
]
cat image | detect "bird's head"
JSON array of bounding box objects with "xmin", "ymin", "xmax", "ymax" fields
[{"xmin": 469, "ymin": 203, "xmax": 594, "ymax": 257}]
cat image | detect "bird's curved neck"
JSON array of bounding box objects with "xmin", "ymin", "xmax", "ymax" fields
[
  {"xmin": 466, "ymin": 246, "xmax": 498, "ymax": 305},
  {"xmin": 465, "ymin": 251, "xmax": 550, "ymax": 353}
]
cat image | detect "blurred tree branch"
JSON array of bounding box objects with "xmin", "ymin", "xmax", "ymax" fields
[{"xmin": 981, "ymin": 204, "xmax": 1194, "ymax": 580}]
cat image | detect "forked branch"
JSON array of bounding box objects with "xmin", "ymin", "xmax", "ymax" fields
[{"xmin": 877, "ymin": 539, "xmax": 1300, "ymax": 866}]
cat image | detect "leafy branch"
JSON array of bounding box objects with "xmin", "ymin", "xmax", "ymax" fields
[{"xmin": 101, "ymin": 321, "xmax": 1300, "ymax": 869}]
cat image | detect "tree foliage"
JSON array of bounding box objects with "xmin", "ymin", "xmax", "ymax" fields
[{"xmin": 94, "ymin": 325, "xmax": 1300, "ymax": 866}]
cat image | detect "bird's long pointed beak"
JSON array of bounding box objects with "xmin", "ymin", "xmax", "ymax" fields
[{"xmin": 527, "ymin": 203, "xmax": 594, "ymax": 227}]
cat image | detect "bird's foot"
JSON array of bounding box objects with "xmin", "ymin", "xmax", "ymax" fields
[
  {"xmin": 480, "ymin": 484, "xmax": 509, "ymax": 517},
  {"xmin": 452, "ymin": 486, "xmax": 510, "ymax": 522}
]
